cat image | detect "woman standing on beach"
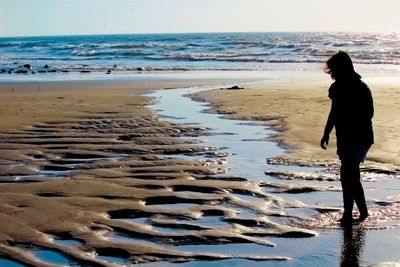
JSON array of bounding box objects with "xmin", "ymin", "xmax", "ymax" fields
[{"xmin": 320, "ymin": 51, "xmax": 374, "ymax": 226}]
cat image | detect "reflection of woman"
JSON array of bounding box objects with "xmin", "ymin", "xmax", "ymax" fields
[
  {"xmin": 320, "ymin": 51, "xmax": 374, "ymax": 225},
  {"xmin": 340, "ymin": 225, "xmax": 366, "ymax": 266}
]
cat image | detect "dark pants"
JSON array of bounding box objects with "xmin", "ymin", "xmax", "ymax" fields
[{"xmin": 340, "ymin": 157, "xmax": 368, "ymax": 218}]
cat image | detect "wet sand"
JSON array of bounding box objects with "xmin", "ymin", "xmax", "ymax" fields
[
  {"xmin": 0, "ymin": 73, "xmax": 399, "ymax": 266},
  {"xmin": 0, "ymin": 77, "xmax": 318, "ymax": 266}
]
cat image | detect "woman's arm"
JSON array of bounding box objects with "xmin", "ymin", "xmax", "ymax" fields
[{"xmin": 320, "ymin": 102, "xmax": 335, "ymax": 150}]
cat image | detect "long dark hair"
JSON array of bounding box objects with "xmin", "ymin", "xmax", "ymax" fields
[{"xmin": 325, "ymin": 51, "xmax": 361, "ymax": 80}]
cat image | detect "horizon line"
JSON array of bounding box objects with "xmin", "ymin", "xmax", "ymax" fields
[{"xmin": 1, "ymin": 30, "xmax": 399, "ymax": 39}]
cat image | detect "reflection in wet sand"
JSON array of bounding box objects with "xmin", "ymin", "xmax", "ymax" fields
[{"xmin": 340, "ymin": 225, "xmax": 366, "ymax": 267}]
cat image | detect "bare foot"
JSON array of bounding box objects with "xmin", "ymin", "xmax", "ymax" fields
[
  {"xmin": 356, "ymin": 213, "xmax": 369, "ymax": 223},
  {"xmin": 338, "ymin": 216, "xmax": 353, "ymax": 226}
]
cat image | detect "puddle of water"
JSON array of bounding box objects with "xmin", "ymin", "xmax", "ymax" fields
[
  {"xmin": 106, "ymin": 229, "xmax": 174, "ymax": 247},
  {"xmin": 123, "ymin": 217, "xmax": 149, "ymax": 224},
  {"xmin": 53, "ymin": 239, "xmax": 83, "ymax": 247},
  {"xmin": 149, "ymin": 203, "xmax": 198, "ymax": 210},
  {"xmin": 35, "ymin": 249, "xmax": 73, "ymax": 265},
  {"xmin": 0, "ymin": 258, "xmax": 26, "ymax": 267},
  {"xmin": 360, "ymin": 228, "xmax": 400, "ymax": 264},
  {"xmin": 12, "ymin": 175, "xmax": 67, "ymax": 182},
  {"xmin": 140, "ymin": 232, "xmax": 341, "ymax": 267},
  {"xmin": 153, "ymin": 226, "xmax": 197, "ymax": 235},
  {"xmin": 149, "ymin": 86, "xmax": 284, "ymax": 180},
  {"xmin": 8, "ymin": 162, "xmax": 26, "ymax": 168},
  {"xmin": 200, "ymin": 215, "xmax": 231, "ymax": 228},
  {"xmin": 149, "ymin": 86, "xmax": 339, "ymax": 207},
  {"xmin": 97, "ymin": 255, "xmax": 129, "ymax": 265},
  {"xmin": 178, "ymin": 243, "xmax": 276, "ymax": 255},
  {"xmin": 38, "ymin": 170, "xmax": 70, "ymax": 177},
  {"xmin": 279, "ymin": 189, "xmax": 343, "ymax": 208}
]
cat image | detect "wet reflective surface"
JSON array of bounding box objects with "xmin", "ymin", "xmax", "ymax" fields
[{"xmin": 145, "ymin": 85, "xmax": 400, "ymax": 266}]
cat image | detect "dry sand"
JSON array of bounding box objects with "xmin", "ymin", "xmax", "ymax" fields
[{"xmin": 195, "ymin": 79, "xmax": 400, "ymax": 168}]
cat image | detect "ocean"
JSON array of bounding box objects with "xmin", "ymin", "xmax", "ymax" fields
[{"xmin": 1, "ymin": 32, "xmax": 400, "ymax": 75}]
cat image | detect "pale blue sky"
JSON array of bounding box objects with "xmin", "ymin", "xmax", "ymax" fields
[{"xmin": 1, "ymin": 0, "xmax": 400, "ymax": 37}]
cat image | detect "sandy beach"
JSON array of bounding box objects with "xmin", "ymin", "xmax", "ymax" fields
[{"xmin": 0, "ymin": 72, "xmax": 399, "ymax": 266}]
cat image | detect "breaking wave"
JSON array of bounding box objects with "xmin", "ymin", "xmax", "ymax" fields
[{"xmin": 1, "ymin": 32, "xmax": 399, "ymax": 73}]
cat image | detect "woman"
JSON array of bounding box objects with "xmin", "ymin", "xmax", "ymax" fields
[{"xmin": 320, "ymin": 51, "xmax": 374, "ymax": 225}]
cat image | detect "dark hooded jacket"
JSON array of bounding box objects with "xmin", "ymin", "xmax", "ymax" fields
[{"xmin": 328, "ymin": 76, "xmax": 374, "ymax": 156}]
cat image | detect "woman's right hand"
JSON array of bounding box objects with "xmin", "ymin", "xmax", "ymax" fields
[{"xmin": 320, "ymin": 135, "xmax": 329, "ymax": 150}]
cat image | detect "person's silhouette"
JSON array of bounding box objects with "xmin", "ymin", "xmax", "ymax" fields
[{"xmin": 320, "ymin": 51, "xmax": 374, "ymax": 226}]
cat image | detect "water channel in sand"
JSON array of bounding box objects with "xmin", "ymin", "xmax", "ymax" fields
[
  {"xmin": 141, "ymin": 85, "xmax": 338, "ymax": 267},
  {"xmin": 141, "ymin": 85, "xmax": 400, "ymax": 267}
]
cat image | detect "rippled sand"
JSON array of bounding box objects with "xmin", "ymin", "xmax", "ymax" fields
[
  {"xmin": 1, "ymin": 77, "xmax": 399, "ymax": 266},
  {"xmin": 0, "ymin": 80, "xmax": 318, "ymax": 266}
]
